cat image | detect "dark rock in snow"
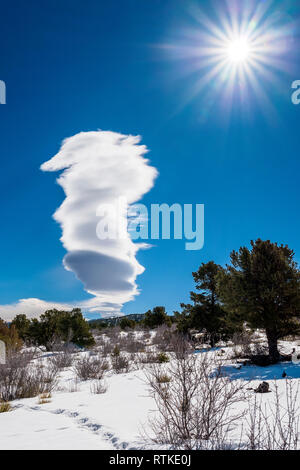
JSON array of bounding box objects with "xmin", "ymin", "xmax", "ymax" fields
[{"xmin": 254, "ymin": 381, "xmax": 270, "ymax": 393}]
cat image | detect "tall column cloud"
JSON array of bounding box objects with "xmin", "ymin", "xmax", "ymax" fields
[{"xmin": 40, "ymin": 130, "xmax": 158, "ymax": 316}]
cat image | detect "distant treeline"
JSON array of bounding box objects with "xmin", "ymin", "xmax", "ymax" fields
[
  {"xmin": 0, "ymin": 307, "xmax": 174, "ymax": 351},
  {"xmin": 89, "ymin": 313, "xmax": 145, "ymax": 328},
  {"xmin": 89, "ymin": 308, "xmax": 175, "ymax": 331},
  {"xmin": 0, "ymin": 309, "xmax": 95, "ymax": 351}
]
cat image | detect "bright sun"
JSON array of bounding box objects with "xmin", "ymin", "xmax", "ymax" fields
[
  {"xmin": 226, "ymin": 38, "xmax": 251, "ymax": 63},
  {"xmin": 162, "ymin": 0, "xmax": 293, "ymax": 120}
]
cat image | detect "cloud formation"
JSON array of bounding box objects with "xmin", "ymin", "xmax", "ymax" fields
[
  {"xmin": 0, "ymin": 297, "xmax": 125, "ymax": 322},
  {"xmin": 0, "ymin": 298, "xmax": 73, "ymax": 321},
  {"xmin": 40, "ymin": 130, "xmax": 158, "ymax": 316},
  {"xmin": 0, "ymin": 131, "xmax": 157, "ymax": 321}
]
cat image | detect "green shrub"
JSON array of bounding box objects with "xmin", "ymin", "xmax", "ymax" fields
[
  {"xmin": 119, "ymin": 317, "xmax": 136, "ymax": 330},
  {"xmin": 157, "ymin": 352, "xmax": 170, "ymax": 363},
  {"xmin": 11, "ymin": 308, "xmax": 95, "ymax": 350},
  {"xmin": 143, "ymin": 307, "xmax": 171, "ymax": 328}
]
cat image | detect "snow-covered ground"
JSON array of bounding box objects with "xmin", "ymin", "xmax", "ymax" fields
[
  {"xmin": 0, "ymin": 372, "xmax": 154, "ymax": 450},
  {"xmin": 0, "ymin": 358, "xmax": 155, "ymax": 450},
  {"xmin": 1, "ymin": 333, "xmax": 300, "ymax": 450}
]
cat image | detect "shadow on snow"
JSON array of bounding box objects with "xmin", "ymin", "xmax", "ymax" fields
[{"xmin": 221, "ymin": 362, "xmax": 300, "ymax": 381}]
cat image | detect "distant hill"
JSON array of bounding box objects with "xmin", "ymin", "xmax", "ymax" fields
[{"xmin": 89, "ymin": 313, "xmax": 145, "ymax": 328}]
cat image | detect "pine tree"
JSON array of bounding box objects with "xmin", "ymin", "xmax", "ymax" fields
[
  {"xmin": 24, "ymin": 308, "xmax": 95, "ymax": 349},
  {"xmin": 11, "ymin": 314, "xmax": 31, "ymax": 341},
  {"xmin": 217, "ymin": 239, "xmax": 300, "ymax": 363},
  {"xmin": 119, "ymin": 317, "xmax": 136, "ymax": 330},
  {"xmin": 177, "ymin": 261, "xmax": 230, "ymax": 346},
  {"xmin": 144, "ymin": 306, "xmax": 171, "ymax": 328}
]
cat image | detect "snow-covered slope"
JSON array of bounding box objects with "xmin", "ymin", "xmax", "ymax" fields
[{"xmin": 1, "ymin": 337, "xmax": 300, "ymax": 450}]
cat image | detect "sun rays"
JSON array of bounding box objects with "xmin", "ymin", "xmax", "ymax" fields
[{"xmin": 160, "ymin": 0, "xmax": 296, "ymax": 122}]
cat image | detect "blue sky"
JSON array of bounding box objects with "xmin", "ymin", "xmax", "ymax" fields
[{"xmin": 0, "ymin": 0, "xmax": 300, "ymax": 319}]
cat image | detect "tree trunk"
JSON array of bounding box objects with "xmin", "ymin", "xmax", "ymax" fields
[{"xmin": 266, "ymin": 329, "xmax": 280, "ymax": 363}]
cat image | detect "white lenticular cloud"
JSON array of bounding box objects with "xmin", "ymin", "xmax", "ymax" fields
[{"xmin": 40, "ymin": 130, "xmax": 158, "ymax": 316}]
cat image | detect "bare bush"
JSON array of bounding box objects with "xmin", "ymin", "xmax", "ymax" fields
[
  {"xmin": 251, "ymin": 342, "xmax": 269, "ymax": 356},
  {"xmin": 101, "ymin": 339, "xmax": 114, "ymax": 356},
  {"xmin": 119, "ymin": 335, "xmax": 145, "ymax": 354},
  {"xmin": 146, "ymin": 351, "xmax": 247, "ymax": 449},
  {"xmin": 90, "ymin": 379, "xmax": 108, "ymax": 394},
  {"xmin": 111, "ymin": 355, "xmax": 131, "ymax": 374},
  {"xmin": 0, "ymin": 353, "xmax": 58, "ymax": 401},
  {"xmin": 152, "ymin": 325, "xmax": 173, "ymax": 351},
  {"xmin": 93, "ymin": 334, "xmax": 114, "ymax": 356},
  {"xmin": 49, "ymin": 349, "xmax": 73, "ymax": 370},
  {"xmin": 38, "ymin": 365, "xmax": 59, "ymax": 393},
  {"xmin": 136, "ymin": 352, "xmax": 158, "ymax": 367},
  {"xmin": 142, "ymin": 330, "xmax": 151, "ymax": 342},
  {"xmin": 169, "ymin": 333, "xmax": 193, "ymax": 359},
  {"xmin": 45, "ymin": 334, "xmax": 66, "ymax": 352},
  {"xmin": 0, "ymin": 353, "xmax": 34, "ymax": 401},
  {"xmin": 93, "ymin": 334, "xmax": 108, "ymax": 349},
  {"xmin": 38, "ymin": 392, "xmax": 52, "ymax": 404},
  {"xmin": 156, "ymin": 373, "xmax": 171, "ymax": 384},
  {"xmin": 0, "ymin": 401, "xmax": 12, "ymax": 413},
  {"xmin": 19, "ymin": 349, "xmax": 38, "ymax": 363},
  {"xmin": 111, "ymin": 347, "xmax": 131, "ymax": 374},
  {"xmin": 246, "ymin": 379, "xmax": 300, "ymax": 450},
  {"xmin": 105, "ymin": 326, "xmax": 121, "ymax": 342},
  {"xmin": 73, "ymin": 354, "xmax": 109, "ymax": 381},
  {"xmin": 137, "ymin": 350, "xmax": 172, "ymax": 366},
  {"xmin": 231, "ymin": 330, "xmax": 254, "ymax": 358},
  {"xmin": 128, "ymin": 353, "xmax": 140, "ymax": 371},
  {"xmin": 68, "ymin": 378, "xmax": 80, "ymax": 393}
]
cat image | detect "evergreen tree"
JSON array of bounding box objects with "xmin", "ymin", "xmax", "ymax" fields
[
  {"xmin": 144, "ymin": 306, "xmax": 171, "ymax": 328},
  {"xmin": 119, "ymin": 317, "xmax": 136, "ymax": 330},
  {"xmin": 24, "ymin": 309, "xmax": 95, "ymax": 350},
  {"xmin": 217, "ymin": 239, "xmax": 300, "ymax": 363},
  {"xmin": 27, "ymin": 318, "xmax": 44, "ymax": 347},
  {"xmin": 58, "ymin": 308, "xmax": 95, "ymax": 347},
  {"xmin": 11, "ymin": 314, "xmax": 31, "ymax": 341},
  {"xmin": 177, "ymin": 261, "xmax": 230, "ymax": 346},
  {"xmin": 174, "ymin": 308, "xmax": 191, "ymax": 334}
]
